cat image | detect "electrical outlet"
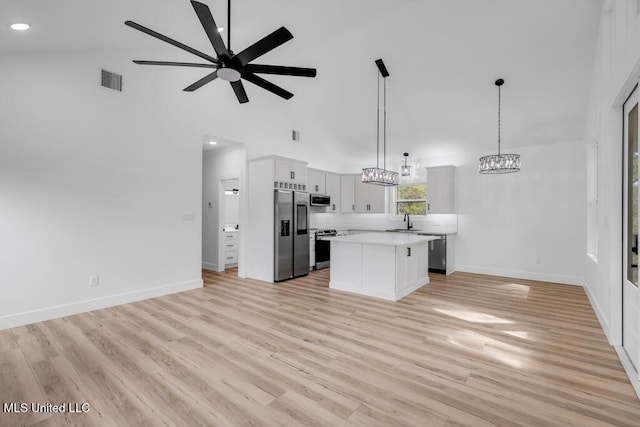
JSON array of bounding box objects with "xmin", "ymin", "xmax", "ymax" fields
[{"xmin": 90, "ymin": 275, "xmax": 99, "ymax": 287}]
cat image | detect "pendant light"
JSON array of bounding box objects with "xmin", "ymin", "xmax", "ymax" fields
[
  {"xmin": 401, "ymin": 152, "xmax": 412, "ymax": 176},
  {"xmin": 362, "ymin": 59, "xmax": 399, "ymax": 186},
  {"xmin": 479, "ymin": 79, "xmax": 521, "ymax": 174}
]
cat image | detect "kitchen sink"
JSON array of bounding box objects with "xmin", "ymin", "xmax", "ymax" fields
[{"xmin": 385, "ymin": 228, "xmax": 422, "ymax": 233}]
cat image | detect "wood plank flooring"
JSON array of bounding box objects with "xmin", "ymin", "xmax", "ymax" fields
[{"xmin": 1, "ymin": 269, "xmax": 640, "ymax": 426}]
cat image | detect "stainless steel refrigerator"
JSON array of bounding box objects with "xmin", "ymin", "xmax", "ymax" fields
[{"xmin": 274, "ymin": 190, "xmax": 309, "ymax": 281}]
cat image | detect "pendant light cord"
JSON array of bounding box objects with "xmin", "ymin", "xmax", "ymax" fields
[
  {"xmin": 227, "ymin": 0, "xmax": 231, "ymax": 51},
  {"xmin": 376, "ymin": 72, "xmax": 380, "ymax": 169},
  {"xmin": 383, "ymin": 75, "xmax": 387, "ymax": 171},
  {"xmin": 497, "ymin": 83, "xmax": 501, "ymax": 156}
]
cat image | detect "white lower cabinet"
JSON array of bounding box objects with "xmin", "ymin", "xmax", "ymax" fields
[{"xmin": 224, "ymin": 231, "xmax": 238, "ymax": 267}]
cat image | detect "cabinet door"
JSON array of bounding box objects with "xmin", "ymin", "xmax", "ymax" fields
[
  {"xmin": 307, "ymin": 169, "xmax": 326, "ymax": 194},
  {"xmin": 395, "ymin": 244, "xmax": 425, "ymax": 293},
  {"xmin": 340, "ymin": 175, "xmax": 356, "ymax": 213},
  {"xmin": 325, "ymin": 172, "xmax": 341, "ymax": 213},
  {"xmin": 291, "ymin": 162, "xmax": 307, "ymax": 186},
  {"xmin": 355, "ymin": 179, "xmax": 386, "ymax": 213},
  {"xmin": 275, "ymin": 159, "xmax": 294, "ymax": 182},
  {"xmin": 426, "ymin": 166, "xmax": 454, "ymax": 213},
  {"xmin": 367, "ymin": 184, "xmax": 386, "ymax": 213},
  {"xmin": 354, "ymin": 178, "xmax": 370, "ymax": 213}
]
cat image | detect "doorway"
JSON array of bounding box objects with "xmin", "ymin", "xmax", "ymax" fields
[
  {"xmin": 219, "ymin": 179, "xmax": 240, "ymax": 271},
  {"xmin": 623, "ymin": 84, "xmax": 640, "ymax": 374}
]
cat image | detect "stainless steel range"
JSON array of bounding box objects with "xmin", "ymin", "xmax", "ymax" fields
[{"xmin": 314, "ymin": 229, "xmax": 337, "ymax": 270}]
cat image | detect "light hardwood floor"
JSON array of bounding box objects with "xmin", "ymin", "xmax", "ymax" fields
[{"xmin": 1, "ymin": 269, "xmax": 640, "ymax": 426}]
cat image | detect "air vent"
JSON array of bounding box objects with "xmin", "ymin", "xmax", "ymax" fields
[{"xmin": 101, "ymin": 69, "xmax": 122, "ymax": 92}]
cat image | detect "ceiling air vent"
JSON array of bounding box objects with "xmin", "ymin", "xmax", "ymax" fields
[{"xmin": 101, "ymin": 69, "xmax": 122, "ymax": 92}]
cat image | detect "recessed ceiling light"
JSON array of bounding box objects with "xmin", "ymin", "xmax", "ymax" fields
[
  {"xmin": 208, "ymin": 141, "xmax": 218, "ymax": 145},
  {"xmin": 10, "ymin": 23, "xmax": 30, "ymax": 31}
]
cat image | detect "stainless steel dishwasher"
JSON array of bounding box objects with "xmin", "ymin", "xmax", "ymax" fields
[{"xmin": 428, "ymin": 235, "xmax": 447, "ymax": 274}]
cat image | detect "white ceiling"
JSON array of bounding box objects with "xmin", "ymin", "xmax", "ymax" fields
[{"xmin": 1, "ymin": 0, "xmax": 603, "ymax": 172}]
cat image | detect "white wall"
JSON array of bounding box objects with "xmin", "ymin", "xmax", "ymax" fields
[
  {"xmin": 455, "ymin": 140, "xmax": 586, "ymax": 285},
  {"xmin": 583, "ymin": 1, "xmax": 640, "ymax": 343},
  {"xmin": 202, "ymin": 147, "xmax": 246, "ymax": 271},
  {"xmin": 0, "ymin": 50, "xmax": 203, "ymax": 329}
]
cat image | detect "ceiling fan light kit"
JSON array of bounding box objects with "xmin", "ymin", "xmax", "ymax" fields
[
  {"xmin": 125, "ymin": 0, "xmax": 316, "ymax": 104},
  {"xmin": 362, "ymin": 59, "xmax": 399, "ymax": 186},
  {"xmin": 479, "ymin": 78, "xmax": 521, "ymax": 174}
]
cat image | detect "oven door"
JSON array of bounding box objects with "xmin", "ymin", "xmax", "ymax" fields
[{"xmin": 315, "ymin": 237, "xmax": 331, "ymax": 269}]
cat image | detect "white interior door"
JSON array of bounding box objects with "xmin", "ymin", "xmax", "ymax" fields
[{"xmin": 623, "ymin": 85, "xmax": 640, "ymax": 376}]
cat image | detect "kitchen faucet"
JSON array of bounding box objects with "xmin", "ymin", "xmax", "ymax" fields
[{"xmin": 403, "ymin": 214, "xmax": 412, "ymax": 231}]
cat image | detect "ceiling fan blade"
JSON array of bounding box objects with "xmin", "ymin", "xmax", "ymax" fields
[
  {"xmin": 241, "ymin": 72, "xmax": 293, "ymax": 100},
  {"xmin": 230, "ymin": 81, "xmax": 249, "ymax": 104},
  {"xmin": 133, "ymin": 60, "xmax": 218, "ymax": 68},
  {"xmin": 190, "ymin": 1, "xmax": 229, "ymax": 59},
  {"xmin": 244, "ymin": 64, "xmax": 316, "ymax": 77},
  {"xmin": 183, "ymin": 70, "xmax": 219, "ymax": 92},
  {"xmin": 234, "ymin": 27, "xmax": 293, "ymax": 67},
  {"xmin": 125, "ymin": 20, "xmax": 219, "ymax": 64}
]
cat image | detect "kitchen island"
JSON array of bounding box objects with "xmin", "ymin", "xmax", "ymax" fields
[{"xmin": 329, "ymin": 233, "xmax": 440, "ymax": 301}]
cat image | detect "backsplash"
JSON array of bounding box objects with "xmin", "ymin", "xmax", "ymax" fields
[{"xmin": 309, "ymin": 213, "xmax": 458, "ymax": 234}]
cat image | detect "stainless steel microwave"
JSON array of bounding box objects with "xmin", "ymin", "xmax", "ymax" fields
[{"xmin": 310, "ymin": 194, "xmax": 331, "ymax": 206}]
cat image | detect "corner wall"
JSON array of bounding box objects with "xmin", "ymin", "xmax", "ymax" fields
[{"xmin": 0, "ymin": 50, "xmax": 203, "ymax": 329}]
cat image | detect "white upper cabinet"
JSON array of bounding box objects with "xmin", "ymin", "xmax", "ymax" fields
[
  {"xmin": 274, "ymin": 158, "xmax": 307, "ymax": 189},
  {"xmin": 307, "ymin": 168, "xmax": 326, "ymax": 194},
  {"xmin": 355, "ymin": 179, "xmax": 386, "ymax": 213},
  {"xmin": 426, "ymin": 165, "xmax": 455, "ymax": 214},
  {"xmin": 340, "ymin": 175, "xmax": 356, "ymax": 213},
  {"xmin": 325, "ymin": 172, "xmax": 341, "ymax": 213}
]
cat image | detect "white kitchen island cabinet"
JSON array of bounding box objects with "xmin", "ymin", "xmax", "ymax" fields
[{"xmin": 329, "ymin": 233, "xmax": 440, "ymax": 301}]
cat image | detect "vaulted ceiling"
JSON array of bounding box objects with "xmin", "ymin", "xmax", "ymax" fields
[{"xmin": 2, "ymin": 0, "xmax": 602, "ymax": 172}]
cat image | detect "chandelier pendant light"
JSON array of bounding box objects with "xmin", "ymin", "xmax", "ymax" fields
[
  {"xmin": 362, "ymin": 59, "xmax": 399, "ymax": 186},
  {"xmin": 479, "ymin": 79, "xmax": 521, "ymax": 174},
  {"xmin": 401, "ymin": 152, "xmax": 412, "ymax": 176}
]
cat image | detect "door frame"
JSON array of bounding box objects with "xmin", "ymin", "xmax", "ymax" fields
[
  {"xmin": 218, "ymin": 174, "xmax": 242, "ymax": 272},
  {"xmin": 622, "ymin": 83, "xmax": 639, "ymax": 372}
]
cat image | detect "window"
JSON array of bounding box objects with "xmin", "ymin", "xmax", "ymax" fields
[{"xmin": 397, "ymin": 184, "xmax": 426, "ymax": 215}]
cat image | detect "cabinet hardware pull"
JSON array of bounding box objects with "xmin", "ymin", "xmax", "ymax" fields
[
  {"xmin": 332, "ymin": 204, "xmax": 335, "ymax": 210},
  {"xmin": 428, "ymin": 203, "xmax": 430, "ymax": 211},
  {"xmin": 407, "ymin": 247, "xmax": 411, "ymax": 257},
  {"xmin": 352, "ymin": 204, "xmax": 355, "ymax": 211}
]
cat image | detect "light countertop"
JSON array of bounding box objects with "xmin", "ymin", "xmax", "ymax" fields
[
  {"xmin": 327, "ymin": 232, "xmax": 440, "ymax": 247},
  {"xmin": 333, "ymin": 227, "xmax": 457, "ymax": 236}
]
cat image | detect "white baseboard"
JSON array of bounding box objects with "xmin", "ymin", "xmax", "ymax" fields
[
  {"xmin": 202, "ymin": 262, "xmax": 218, "ymax": 271},
  {"xmin": 614, "ymin": 346, "xmax": 640, "ymax": 400},
  {"xmin": 0, "ymin": 279, "xmax": 203, "ymax": 331},
  {"xmin": 396, "ymin": 277, "xmax": 429, "ymax": 301},
  {"xmin": 455, "ymin": 265, "xmax": 584, "ymax": 286},
  {"xmin": 583, "ymin": 280, "xmax": 610, "ymax": 341},
  {"xmin": 330, "ymin": 277, "xmax": 428, "ymax": 302}
]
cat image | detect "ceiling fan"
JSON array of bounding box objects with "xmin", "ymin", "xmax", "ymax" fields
[{"xmin": 125, "ymin": 0, "xmax": 317, "ymax": 104}]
